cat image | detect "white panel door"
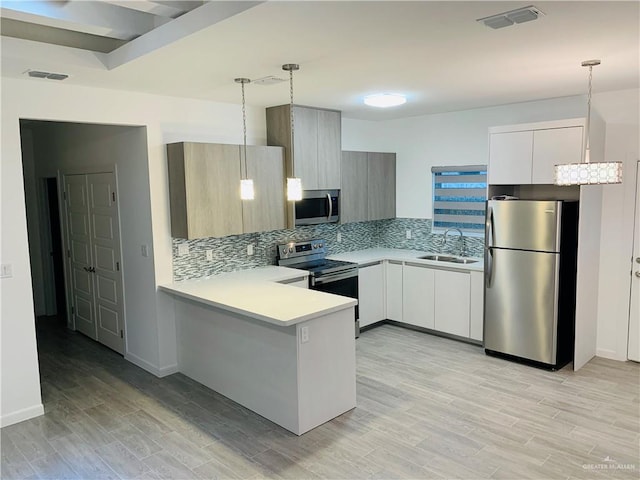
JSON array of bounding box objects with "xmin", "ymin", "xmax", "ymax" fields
[
  {"xmin": 628, "ymin": 162, "xmax": 640, "ymax": 362},
  {"xmin": 488, "ymin": 131, "xmax": 533, "ymax": 185},
  {"xmin": 64, "ymin": 175, "xmax": 96, "ymax": 340},
  {"xmin": 89, "ymin": 173, "xmax": 124, "ymax": 354},
  {"xmin": 532, "ymin": 127, "xmax": 584, "ymax": 184},
  {"xmin": 402, "ymin": 264, "xmax": 435, "ymax": 329},
  {"xmin": 469, "ymin": 271, "xmax": 484, "ymax": 341}
]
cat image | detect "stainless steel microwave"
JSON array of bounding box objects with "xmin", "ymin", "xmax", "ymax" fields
[{"xmin": 294, "ymin": 190, "xmax": 340, "ymax": 226}]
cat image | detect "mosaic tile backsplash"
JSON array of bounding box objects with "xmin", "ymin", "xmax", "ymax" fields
[{"xmin": 172, "ymin": 218, "xmax": 485, "ymax": 281}]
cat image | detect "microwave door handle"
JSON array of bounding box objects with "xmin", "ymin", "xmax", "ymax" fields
[{"xmin": 327, "ymin": 193, "xmax": 332, "ymax": 220}]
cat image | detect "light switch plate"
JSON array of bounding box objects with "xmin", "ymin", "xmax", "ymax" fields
[
  {"xmin": 206, "ymin": 249, "xmax": 213, "ymax": 261},
  {"xmin": 300, "ymin": 326, "xmax": 309, "ymax": 343},
  {"xmin": 0, "ymin": 264, "xmax": 13, "ymax": 278},
  {"xmin": 177, "ymin": 244, "xmax": 189, "ymax": 256},
  {"xmin": 337, "ymin": 232, "xmax": 342, "ymax": 243},
  {"xmin": 406, "ymin": 229, "xmax": 412, "ymax": 239},
  {"xmin": 247, "ymin": 244, "xmax": 254, "ymax": 256}
]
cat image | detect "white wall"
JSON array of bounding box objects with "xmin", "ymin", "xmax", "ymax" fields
[
  {"xmin": 0, "ymin": 77, "xmax": 266, "ymax": 426},
  {"xmin": 343, "ymin": 88, "xmax": 640, "ymax": 362}
]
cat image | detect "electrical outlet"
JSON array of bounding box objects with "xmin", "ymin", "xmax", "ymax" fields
[
  {"xmin": 177, "ymin": 244, "xmax": 189, "ymax": 256},
  {"xmin": 206, "ymin": 249, "xmax": 213, "ymax": 261},
  {"xmin": 141, "ymin": 245, "xmax": 149, "ymax": 257},
  {"xmin": 247, "ymin": 244, "xmax": 254, "ymax": 256},
  {"xmin": 300, "ymin": 326, "xmax": 309, "ymax": 343},
  {"xmin": 406, "ymin": 229, "xmax": 412, "ymax": 239},
  {"xmin": 337, "ymin": 232, "xmax": 342, "ymax": 243},
  {"xmin": 0, "ymin": 264, "xmax": 12, "ymax": 278}
]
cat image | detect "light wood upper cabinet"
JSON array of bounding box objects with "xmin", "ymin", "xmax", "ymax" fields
[
  {"xmin": 488, "ymin": 119, "xmax": 587, "ymax": 185},
  {"xmin": 368, "ymin": 152, "xmax": 396, "ymax": 221},
  {"xmin": 242, "ymin": 145, "xmax": 286, "ymax": 234},
  {"xmin": 266, "ymin": 104, "xmax": 341, "ymax": 190},
  {"xmin": 168, "ymin": 142, "xmax": 243, "ymax": 239},
  {"xmin": 341, "ymin": 151, "xmax": 368, "ymax": 223},
  {"xmin": 341, "ymin": 150, "xmax": 396, "ymax": 224},
  {"xmin": 317, "ymin": 109, "xmax": 342, "ymax": 189},
  {"xmin": 167, "ymin": 142, "xmax": 285, "ymax": 239}
]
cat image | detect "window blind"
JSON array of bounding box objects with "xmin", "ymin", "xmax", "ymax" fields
[{"xmin": 432, "ymin": 165, "xmax": 487, "ymax": 236}]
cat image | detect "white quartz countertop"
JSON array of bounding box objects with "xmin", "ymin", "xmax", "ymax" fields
[
  {"xmin": 159, "ymin": 266, "xmax": 357, "ymax": 327},
  {"xmin": 328, "ymin": 248, "xmax": 484, "ymax": 272}
]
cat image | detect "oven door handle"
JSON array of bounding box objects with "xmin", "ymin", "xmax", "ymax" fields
[
  {"xmin": 326, "ymin": 193, "xmax": 332, "ymax": 220},
  {"xmin": 311, "ymin": 270, "xmax": 358, "ymax": 286}
]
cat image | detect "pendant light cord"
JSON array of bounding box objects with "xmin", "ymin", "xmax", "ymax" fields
[
  {"xmin": 288, "ymin": 67, "xmax": 295, "ymax": 176},
  {"xmin": 585, "ymin": 65, "xmax": 592, "ymax": 163},
  {"xmin": 241, "ymin": 79, "xmax": 248, "ymax": 178}
]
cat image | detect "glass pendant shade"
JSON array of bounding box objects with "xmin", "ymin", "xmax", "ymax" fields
[
  {"xmin": 240, "ymin": 178, "xmax": 255, "ymax": 200},
  {"xmin": 554, "ymin": 161, "xmax": 623, "ymax": 186},
  {"xmin": 287, "ymin": 177, "xmax": 302, "ymax": 201}
]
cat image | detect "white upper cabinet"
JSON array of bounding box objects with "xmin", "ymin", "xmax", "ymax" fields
[
  {"xmin": 532, "ymin": 127, "xmax": 584, "ymax": 184},
  {"xmin": 488, "ymin": 131, "xmax": 533, "ymax": 185},
  {"xmin": 488, "ymin": 119, "xmax": 587, "ymax": 185}
]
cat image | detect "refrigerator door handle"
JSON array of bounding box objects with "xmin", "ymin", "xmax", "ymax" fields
[
  {"xmin": 485, "ymin": 248, "xmax": 493, "ymax": 287},
  {"xmin": 486, "ymin": 206, "xmax": 495, "ymax": 248}
]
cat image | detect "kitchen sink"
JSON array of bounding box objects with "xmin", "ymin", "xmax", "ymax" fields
[{"xmin": 418, "ymin": 254, "xmax": 478, "ymax": 264}]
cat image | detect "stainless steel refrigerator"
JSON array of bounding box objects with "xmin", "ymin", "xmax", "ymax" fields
[{"xmin": 484, "ymin": 200, "xmax": 579, "ymax": 370}]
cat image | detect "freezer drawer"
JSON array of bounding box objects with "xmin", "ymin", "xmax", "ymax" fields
[
  {"xmin": 487, "ymin": 200, "xmax": 561, "ymax": 252},
  {"xmin": 484, "ymin": 248, "xmax": 559, "ymax": 364}
]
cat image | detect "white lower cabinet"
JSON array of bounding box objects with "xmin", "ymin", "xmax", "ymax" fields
[
  {"xmin": 358, "ymin": 263, "xmax": 385, "ymax": 327},
  {"xmin": 469, "ymin": 271, "xmax": 484, "ymax": 341},
  {"xmin": 434, "ymin": 269, "xmax": 471, "ymax": 337},
  {"xmin": 402, "ymin": 263, "xmax": 435, "ymax": 329},
  {"xmin": 385, "ymin": 261, "xmax": 403, "ymax": 322}
]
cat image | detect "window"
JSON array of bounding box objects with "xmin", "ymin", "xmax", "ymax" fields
[{"xmin": 431, "ymin": 165, "xmax": 487, "ymax": 236}]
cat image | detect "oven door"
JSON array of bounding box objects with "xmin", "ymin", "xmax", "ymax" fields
[{"xmin": 310, "ymin": 270, "xmax": 359, "ymax": 337}]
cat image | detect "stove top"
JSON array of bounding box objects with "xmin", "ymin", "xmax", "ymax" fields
[
  {"xmin": 289, "ymin": 258, "xmax": 357, "ymax": 277},
  {"xmin": 276, "ymin": 239, "xmax": 357, "ymax": 277}
]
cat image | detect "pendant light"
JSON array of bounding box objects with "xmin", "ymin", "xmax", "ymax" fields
[
  {"xmin": 283, "ymin": 63, "xmax": 303, "ymax": 201},
  {"xmin": 554, "ymin": 60, "xmax": 622, "ymax": 186},
  {"xmin": 235, "ymin": 77, "xmax": 254, "ymax": 200}
]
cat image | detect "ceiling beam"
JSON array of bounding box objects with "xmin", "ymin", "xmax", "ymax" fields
[
  {"xmin": 0, "ymin": 1, "xmax": 168, "ymax": 40},
  {"xmin": 105, "ymin": 1, "xmax": 264, "ymax": 69},
  {"xmin": 97, "ymin": 1, "xmax": 202, "ymax": 19}
]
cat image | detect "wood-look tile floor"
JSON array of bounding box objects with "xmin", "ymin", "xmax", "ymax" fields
[{"xmin": 2, "ymin": 319, "xmax": 639, "ymax": 480}]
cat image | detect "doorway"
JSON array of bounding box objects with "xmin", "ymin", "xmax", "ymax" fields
[{"xmin": 46, "ymin": 177, "xmax": 66, "ymax": 322}]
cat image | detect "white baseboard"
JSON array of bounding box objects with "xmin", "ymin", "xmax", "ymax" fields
[
  {"xmin": 596, "ymin": 348, "xmax": 627, "ymax": 361},
  {"xmin": 1, "ymin": 403, "xmax": 44, "ymax": 428},
  {"xmin": 124, "ymin": 352, "xmax": 178, "ymax": 378}
]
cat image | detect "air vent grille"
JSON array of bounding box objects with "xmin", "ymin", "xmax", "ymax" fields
[
  {"xmin": 26, "ymin": 70, "xmax": 69, "ymax": 80},
  {"xmin": 477, "ymin": 5, "xmax": 544, "ymax": 29}
]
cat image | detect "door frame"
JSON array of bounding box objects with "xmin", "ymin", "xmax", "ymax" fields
[
  {"xmin": 57, "ymin": 165, "xmax": 126, "ymax": 343},
  {"xmin": 627, "ymin": 160, "xmax": 640, "ymax": 361}
]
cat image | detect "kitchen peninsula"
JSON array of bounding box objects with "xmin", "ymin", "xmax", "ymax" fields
[{"xmin": 159, "ymin": 266, "xmax": 357, "ymax": 435}]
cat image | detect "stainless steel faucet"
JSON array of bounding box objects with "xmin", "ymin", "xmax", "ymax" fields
[{"xmin": 440, "ymin": 227, "xmax": 466, "ymax": 256}]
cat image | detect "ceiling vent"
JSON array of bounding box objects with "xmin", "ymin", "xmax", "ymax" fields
[
  {"xmin": 252, "ymin": 75, "xmax": 287, "ymax": 86},
  {"xmin": 477, "ymin": 5, "xmax": 544, "ymax": 29},
  {"xmin": 26, "ymin": 70, "xmax": 69, "ymax": 80}
]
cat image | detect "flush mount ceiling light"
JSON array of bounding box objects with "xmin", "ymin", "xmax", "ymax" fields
[
  {"xmin": 283, "ymin": 63, "xmax": 303, "ymax": 201},
  {"xmin": 363, "ymin": 93, "xmax": 407, "ymax": 108},
  {"xmin": 554, "ymin": 60, "xmax": 623, "ymax": 186},
  {"xmin": 235, "ymin": 77, "xmax": 254, "ymax": 200},
  {"xmin": 477, "ymin": 5, "xmax": 544, "ymax": 29}
]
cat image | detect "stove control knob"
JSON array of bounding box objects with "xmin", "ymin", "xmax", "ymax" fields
[
  {"xmin": 289, "ymin": 247, "xmax": 294, "ymax": 253},
  {"xmin": 312, "ymin": 244, "xmax": 317, "ymax": 249},
  {"xmin": 281, "ymin": 248, "xmax": 287, "ymax": 256}
]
